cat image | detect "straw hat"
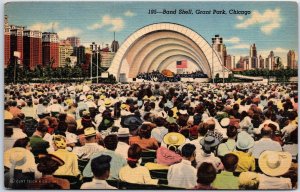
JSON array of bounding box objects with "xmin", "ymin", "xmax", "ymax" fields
[
  {"xmin": 220, "ymin": 118, "xmax": 230, "ymax": 127},
  {"xmin": 150, "ymin": 96, "xmax": 156, "ymax": 101},
  {"xmin": 100, "ymin": 95, "xmax": 106, "ymax": 100},
  {"xmin": 259, "ymin": 151, "xmax": 292, "ymax": 177},
  {"xmin": 163, "ymin": 132, "xmax": 185, "ymax": 146},
  {"xmin": 121, "ymin": 103, "xmax": 127, "ymax": 110},
  {"xmin": 87, "ymin": 95, "xmax": 94, "ymax": 101},
  {"xmin": 84, "ymin": 127, "xmax": 97, "ymax": 137},
  {"xmin": 104, "ymin": 99, "xmax": 112, "ymax": 107}
]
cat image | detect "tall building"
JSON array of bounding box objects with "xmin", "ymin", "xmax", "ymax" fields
[
  {"xmin": 287, "ymin": 50, "xmax": 296, "ymax": 69},
  {"xmin": 111, "ymin": 32, "xmax": 119, "ymax": 53},
  {"xmin": 42, "ymin": 32, "xmax": 59, "ymax": 68},
  {"xmin": 249, "ymin": 44, "xmax": 258, "ymax": 69},
  {"xmin": 23, "ymin": 30, "xmax": 42, "ymax": 70},
  {"xmin": 4, "ymin": 15, "xmax": 11, "ymax": 68},
  {"xmin": 265, "ymin": 51, "xmax": 275, "ymax": 70},
  {"xmin": 59, "ymin": 40, "xmax": 73, "ymax": 67},
  {"xmin": 66, "ymin": 36, "xmax": 80, "ymax": 47},
  {"xmin": 212, "ymin": 35, "xmax": 226, "ymax": 65},
  {"xmin": 225, "ymin": 55, "xmax": 232, "ymax": 69},
  {"xmin": 10, "ymin": 25, "xmax": 25, "ymax": 66},
  {"xmin": 222, "ymin": 45, "xmax": 227, "ymax": 66},
  {"xmin": 73, "ymin": 46, "xmax": 86, "ymax": 65},
  {"xmin": 259, "ymin": 55, "xmax": 264, "ymax": 68}
]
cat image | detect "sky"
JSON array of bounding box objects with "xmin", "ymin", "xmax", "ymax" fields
[{"xmin": 4, "ymin": 1, "xmax": 299, "ymax": 65}]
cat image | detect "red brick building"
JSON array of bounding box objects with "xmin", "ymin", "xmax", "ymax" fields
[
  {"xmin": 10, "ymin": 26, "xmax": 25, "ymax": 66},
  {"xmin": 4, "ymin": 15, "xmax": 11, "ymax": 68},
  {"xmin": 42, "ymin": 32, "xmax": 59, "ymax": 69},
  {"xmin": 23, "ymin": 30, "xmax": 42, "ymax": 70}
]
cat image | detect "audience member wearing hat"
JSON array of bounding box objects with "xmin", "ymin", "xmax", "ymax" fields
[
  {"xmin": 196, "ymin": 135, "xmax": 223, "ymax": 172},
  {"xmin": 217, "ymin": 126, "xmax": 237, "ymax": 157},
  {"xmin": 83, "ymin": 135, "xmax": 127, "ymax": 180},
  {"xmin": 238, "ymin": 172, "xmax": 259, "ymax": 190},
  {"xmin": 162, "ymin": 132, "xmax": 186, "ymax": 151},
  {"xmin": 115, "ymin": 128, "xmax": 130, "ymax": 159},
  {"xmin": 129, "ymin": 124, "xmax": 159, "ymax": 150},
  {"xmin": 257, "ymin": 151, "xmax": 292, "ymax": 189},
  {"xmin": 167, "ymin": 144, "xmax": 197, "ymax": 189},
  {"xmin": 98, "ymin": 110, "xmax": 115, "ymax": 131},
  {"xmin": 231, "ymin": 131, "xmax": 255, "ymax": 173},
  {"xmin": 121, "ymin": 114, "xmax": 143, "ymax": 135},
  {"xmin": 81, "ymin": 155, "xmax": 116, "ymax": 189},
  {"xmin": 73, "ymin": 127, "xmax": 105, "ymax": 160},
  {"xmin": 4, "ymin": 147, "xmax": 40, "ymax": 189},
  {"xmin": 51, "ymin": 135, "xmax": 80, "ymax": 177},
  {"xmin": 29, "ymin": 154, "xmax": 70, "ymax": 189},
  {"xmin": 119, "ymin": 144, "xmax": 158, "ymax": 185}
]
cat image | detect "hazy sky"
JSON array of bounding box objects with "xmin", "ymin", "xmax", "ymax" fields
[{"xmin": 5, "ymin": 1, "xmax": 298, "ymax": 65}]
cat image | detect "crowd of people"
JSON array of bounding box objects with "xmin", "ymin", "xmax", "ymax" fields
[
  {"xmin": 4, "ymin": 81, "xmax": 298, "ymax": 189},
  {"xmin": 136, "ymin": 70, "xmax": 208, "ymax": 82}
]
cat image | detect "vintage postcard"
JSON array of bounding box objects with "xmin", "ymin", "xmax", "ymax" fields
[{"xmin": 3, "ymin": 1, "xmax": 298, "ymax": 190}]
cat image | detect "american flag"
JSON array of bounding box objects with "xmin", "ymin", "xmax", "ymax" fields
[{"xmin": 176, "ymin": 60, "xmax": 187, "ymax": 68}]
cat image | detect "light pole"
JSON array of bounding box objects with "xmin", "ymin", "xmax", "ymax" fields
[
  {"xmin": 96, "ymin": 46, "xmax": 99, "ymax": 84},
  {"xmin": 212, "ymin": 38, "xmax": 215, "ymax": 84},
  {"xmin": 223, "ymin": 58, "xmax": 225, "ymax": 84},
  {"xmin": 90, "ymin": 42, "xmax": 95, "ymax": 82}
]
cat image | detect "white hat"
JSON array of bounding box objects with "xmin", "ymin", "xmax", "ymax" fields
[
  {"xmin": 236, "ymin": 132, "xmax": 254, "ymax": 150},
  {"xmin": 178, "ymin": 110, "xmax": 188, "ymax": 115},
  {"xmin": 259, "ymin": 151, "xmax": 292, "ymax": 177},
  {"xmin": 117, "ymin": 128, "xmax": 131, "ymax": 137},
  {"xmin": 220, "ymin": 118, "xmax": 230, "ymax": 127},
  {"xmin": 4, "ymin": 147, "xmax": 36, "ymax": 180}
]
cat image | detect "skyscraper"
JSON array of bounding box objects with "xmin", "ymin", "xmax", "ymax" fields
[
  {"xmin": 10, "ymin": 25, "xmax": 25, "ymax": 66},
  {"xmin": 266, "ymin": 51, "xmax": 275, "ymax": 70},
  {"xmin": 73, "ymin": 46, "xmax": 86, "ymax": 65},
  {"xmin": 287, "ymin": 50, "xmax": 296, "ymax": 69},
  {"xmin": 66, "ymin": 36, "xmax": 80, "ymax": 47},
  {"xmin": 42, "ymin": 32, "xmax": 59, "ymax": 68},
  {"xmin": 212, "ymin": 35, "xmax": 226, "ymax": 65},
  {"xmin": 249, "ymin": 44, "xmax": 258, "ymax": 69},
  {"xmin": 23, "ymin": 30, "xmax": 42, "ymax": 70},
  {"xmin": 259, "ymin": 55, "xmax": 264, "ymax": 69},
  {"xmin": 225, "ymin": 55, "xmax": 232, "ymax": 69},
  {"xmin": 59, "ymin": 40, "xmax": 73, "ymax": 67},
  {"xmin": 111, "ymin": 32, "xmax": 119, "ymax": 53},
  {"xmin": 4, "ymin": 15, "xmax": 11, "ymax": 68}
]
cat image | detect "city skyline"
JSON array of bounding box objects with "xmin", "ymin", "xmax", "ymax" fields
[{"xmin": 4, "ymin": 1, "xmax": 298, "ymax": 66}]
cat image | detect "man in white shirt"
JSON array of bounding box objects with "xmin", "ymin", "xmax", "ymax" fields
[
  {"xmin": 115, "ymin": 128, "xmax": 130, "ymax": 159},
  {"xmin": 196, "ymin": 135, "xmax": 223, "ymax": 172},
  {"xmin": 47, "ymin": 99, "xmax": 65, "ymax": 115},
  {"xmin": 168, "ymin": 143, "xmax": 197, "ymax": 189},
  {"xmin": 252, "ymin": 126, "xmax": 282, "ymax": 159},
  {"xmin": 73, "ymin": 127, "xmax": 105, "ymax": 159}
]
